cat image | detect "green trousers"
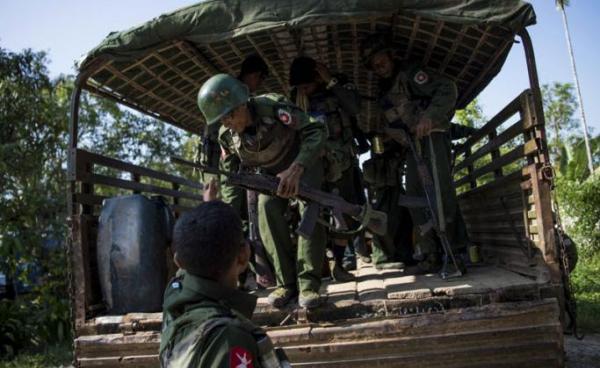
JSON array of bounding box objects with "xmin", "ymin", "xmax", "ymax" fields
[
  {"xmin": 258, "ymin": 162, "xmax": 326, "ymax": 293},
  {"xmin": 219, "ymin": 155, "xmax": 247, "ymax": 221},
  {"xmin": 370, "ymin": 185, "xmax": 414, "ymax": 265},
  {"xmin": 405, "ymin": 132, "xmax": 468, "ymax": 255}
]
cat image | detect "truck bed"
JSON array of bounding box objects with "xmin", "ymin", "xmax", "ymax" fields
[
  {"xmin": 251, "ymin": 261, "xmax": 551, "ymax": 326},
  {"xmin": 75, "ymin": 263, "xmax": 563, "ymax": 367}
]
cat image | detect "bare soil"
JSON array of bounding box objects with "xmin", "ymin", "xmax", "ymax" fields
[{"xmin": 565, "ymin": 333, "xmax": 600, "ymax": 368}]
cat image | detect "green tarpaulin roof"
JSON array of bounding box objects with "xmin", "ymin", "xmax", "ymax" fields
[{"xmin": 79, "ymin": 0, "xmax": 536, "ymax": 134}]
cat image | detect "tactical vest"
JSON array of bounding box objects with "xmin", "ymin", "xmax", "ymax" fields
[
  {"xmin": 231, "ymin": 96, "xmax": 300, "ymax": 175},
  {"xmin": 380, "ymin": 70, "xmax": 422, "ymax": 127},
  {"xmin": 307, "ymin": 91, "xmax": 355, "ymax": 182}
]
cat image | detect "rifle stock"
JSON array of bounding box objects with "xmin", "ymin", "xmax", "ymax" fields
[{"xmin": 171, "ymin": 156, "xmax": 387, "ymax": 237}]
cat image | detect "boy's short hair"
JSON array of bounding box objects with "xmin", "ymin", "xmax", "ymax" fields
[{"xmin": 173, "ymin": 201, "xmax": 243, "ymax": 279}]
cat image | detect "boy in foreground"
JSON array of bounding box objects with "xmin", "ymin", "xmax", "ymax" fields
[{"xmin": 159, "ymin": 201, "xmax": 288, "ymax": 367}]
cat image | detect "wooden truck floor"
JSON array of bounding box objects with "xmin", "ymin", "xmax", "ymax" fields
[{"xmin": 76, "ymin": 263, "xmax": 563, "ymax": 367}]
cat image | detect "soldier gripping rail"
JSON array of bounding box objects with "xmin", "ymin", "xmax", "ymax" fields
[{"xmin": 361, "ymin": 33, "xmax": 469, "ymax": 275}]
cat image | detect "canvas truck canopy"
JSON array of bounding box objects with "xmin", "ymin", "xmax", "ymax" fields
[{"xmin": 77, "ymin": 0, "xmax": 536, "ymax": 135}]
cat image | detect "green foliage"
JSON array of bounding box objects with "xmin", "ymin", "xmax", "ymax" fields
[
  {"xmin": 0, "ymin": 47, "xmax": 194, "ymax": 358},
  {"xmin": 454, "ymin": 98, "xmax": 486, "ymax": 129},
  {"xmin": 555, "ymin": 0, "xmax": 570, "ymax": 10},
  {"xmin": 542, "ymin": 82, "xmax": 579, "ymax": 173},
  {"xmin": 0, "ymin": 300, "xmax": 40, "ymax": 357},
  {"xmin": 562, "ymin": 135, "xmax": 600, "ymax": 182},
  {"xmin": 556, "ymin": 174, "xmax": 600, "ymax": 257},
  {"xmin": 0, "ymin": 48, "xmax": 70, "ymax": 357},
  {"xmin": 571, "ymin": 253, "xmax": 600, "ymax": 332},
  {"xmin": 0, "ymin": 343, "xmax": 71, "ymax": 368}
]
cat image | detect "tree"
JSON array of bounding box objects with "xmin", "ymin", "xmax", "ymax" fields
[
  {"xmin": 563, "ymin": 135, "xmax": 600, "ymax": 181},
  {"xmin": 542, "ymin": 82, "xmax": 578, "ymax": 173},
  {"xmin": 454, "ymin": 98, "xmax": 486, "ymax": 129},
  {"xmin": 555, "ymin": 0, "xmax": 595, "ymax": 175},
  {"xmin": 0, "ymin": 47, "xmax": 192, "ymax": 357},
  {"xmin": 0, "ymin": 48, "xmax": 70, "ymax": 354}
]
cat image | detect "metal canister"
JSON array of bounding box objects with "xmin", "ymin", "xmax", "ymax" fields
[
  {"xmin": 468, "ymin": 245, "xmax": 481, "ymax": 264},
  {"xmin": 371, "ymin": 135, "xmax": 385, "ymax": 154}
]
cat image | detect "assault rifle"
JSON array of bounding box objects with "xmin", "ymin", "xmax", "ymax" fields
[
  {"xmin": 385, "ymin": 124, "xmax": 464, "ymax": 280},
  {"xmin": 171, "ymin": 156, "xmax": 387, "ymax": 238}
]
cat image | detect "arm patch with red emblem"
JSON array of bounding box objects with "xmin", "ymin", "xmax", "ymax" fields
[
  {"xmin": 276, "ymin": 108, "xmax": 293, "ymax": 125},
  {"xmin": 414, "ymin": 70, "xmax": 429, "ymax": 85},
  {"xmin": 229, "ymin": 346, "xmax": 254, "ymax": 368}
]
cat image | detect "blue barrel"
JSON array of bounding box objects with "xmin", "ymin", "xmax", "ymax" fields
[{"xmin": 97, "ymin": 195, "xmax": 174, "ymax": 314}]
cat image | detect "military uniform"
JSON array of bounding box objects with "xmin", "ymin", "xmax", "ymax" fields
[
  {"xmin": 159, "ymin": 270, "xmax": 287, "ymax": 367},
  {"xmin": 291, "ymin": 73, "xmax": 368, "ymax": 276},
  {"xmin": 362, "ymin": 137, "xmax": 413, "ymax": 266},
  {"xmin": 219, "ymin": 93, "xmax": 327, "ymax": 295},
  {"xmin": 219, "ymin": 151, "xmax": 247, "ymax": 218},
  {"xmin": 379, "ymin": 62, "xmax": 468, "ymax": 260},
  {"xmin": 292, "ymin": 75, "xmax": 365, "ymax": 228}
]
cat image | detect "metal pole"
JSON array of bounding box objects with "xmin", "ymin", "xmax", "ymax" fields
[
  {"xmin": 559, "ymin": 5, "xmax": 595, "ymax": 175},
  {"xmin": 519, "ymin": 29, "xmax": 550, "ymax": 164}
]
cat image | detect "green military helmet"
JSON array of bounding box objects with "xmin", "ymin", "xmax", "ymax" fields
[
  {"xmin": 197, "ymin": 74, "xmax": 249, "ymax": 125},
  {"xmin": 360, "ymin": 33, "xmax": 394, "ymax": 69}
]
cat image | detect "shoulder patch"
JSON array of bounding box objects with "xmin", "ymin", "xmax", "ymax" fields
[
  {"xmin": 343, "ymin": 82, "xmax": 356, "ymax": 90},
  {"xmin": 277, "ymin": 108, "xmax": 292, "ymax": 125},
  {"xmin": 414, "ymin": 70, "xmax": 429, "ymax": 85},
  {"xmin": 229, "ymin": 346, "xmax": 254, "ymax": 368}
]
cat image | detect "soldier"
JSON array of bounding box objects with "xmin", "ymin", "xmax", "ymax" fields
[
  {"xmin": 218, "ymin": 54, "xmax": 270, "ymax": 221},
  {"xmin": 239, "ymin": 54, "xmax": 269, "ymax": 94},
  {"xmin": 361, "ymin": 33, "xmax": 468, "ymax": 272},
  {"xmin": 159, "ymin": 201, "xmax": 289, "ymax": 367},
  {"xmin": 288, "ymin": 56, "xmax": 368, "ymax": 281},
  {"xmin": 218, "ymin": 55, "xmax": 276, "ymax": 288},
  {"xmin": 198, "ymin": 74, "xmax": 327, "ymax": 308}
]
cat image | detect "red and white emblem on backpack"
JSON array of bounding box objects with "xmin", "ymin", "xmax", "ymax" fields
[
  {"xmin": 277, "ymin": 108, "xmax": 292, "ymax": 125},
  {"xmin": 229, "ymin": 346, "xmax": 254, "ymax": 368},
  {"xmin": 414, "ymin": 70, "xmax": 429, "ymax": 84}
]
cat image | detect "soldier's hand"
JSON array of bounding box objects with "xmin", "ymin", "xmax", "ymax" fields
[
  {"xmin": 276, "ymin": 162, "xmax": 305, "ymax": 198},
  {"xmin": 315, "ymin": 62, "xmax": 332, "ymax": 84},
  {"xmin": 414, "ymin": 116, "xmax": 435, "ymax": 139},
  {"xmin": 202, "ymin": 178, "xmax": 219, "ymax": 202}
]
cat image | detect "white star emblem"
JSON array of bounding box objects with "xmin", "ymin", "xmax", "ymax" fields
[{"xmin": 235, "ymin": 352, "xmax": 252, "ymax": 368}]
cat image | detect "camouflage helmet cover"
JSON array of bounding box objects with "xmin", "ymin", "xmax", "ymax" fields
[
  {"xmin": 360, "ymin": 33, "xmax": 394, "ymax": 69},
  {"xmin": 197, "ymin": 74, "xmax": 249, "ymax": 125}
]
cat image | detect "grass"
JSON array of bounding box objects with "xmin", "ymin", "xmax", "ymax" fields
[
  {"xmin": 571, "ymin": 252, "xmax": 600, "ymax": 333},
  {"xmin": 0, "ymin": 344, "xmax": 72, "ymax": 368}
]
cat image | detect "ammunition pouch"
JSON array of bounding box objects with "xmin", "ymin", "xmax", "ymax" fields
[
  {"xmin": 363, "ymin": 155, "xmax": 403, "ymax": 188},
  {"xmin": 323, "ymin": 144, "xmax": 352, "ymax": 183}
]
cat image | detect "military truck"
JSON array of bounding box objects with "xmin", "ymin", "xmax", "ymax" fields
[{"xmin": 67, "ymin": 1, "xmax": 572, "ymax": 366}]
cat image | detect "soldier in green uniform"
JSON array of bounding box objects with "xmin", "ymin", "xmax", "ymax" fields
[
  {"xmin": 288, "ymin": 56, "xmax": 369, "ymax": 281},
  {"xmin": 198, "ymin": 74, "xmax": 327, "ymax": 308},
  {"xmin": 160, "ymin": 201, "xmax": 289, "ymax": 367},
  {"xmin": 218, "ymin": 55, "xmax": 276, "ymax": 288},
  {"xmin": 218, "ymin": 54, "xmax": 270, "ymax": 216},
  {"xmin": 361, "ymin": 33, "xmax": 469, "ymax": 272}
]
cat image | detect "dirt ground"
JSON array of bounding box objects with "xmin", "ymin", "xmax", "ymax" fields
[{"xmin": 565, "ymin": 333, "xmax": 600, "ymax": 368}]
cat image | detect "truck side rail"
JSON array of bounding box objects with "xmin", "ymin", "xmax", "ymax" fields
[
  {"xmin": 67, "ymin": 148, "xmax": 203, "ymax": 331},
  {"xmin": 453, "ymin": 89, "xmax": 558, "ymax": 283}
]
